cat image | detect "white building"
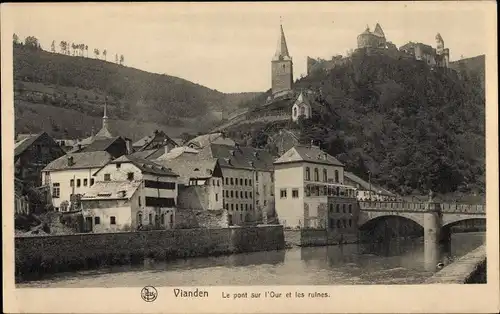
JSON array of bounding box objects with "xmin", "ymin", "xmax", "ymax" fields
[
  {"xmin": 41, "ymin": 151, "xmax": 113, "ymax": 211},
  {"xmin": 91, "ymin": 155, "xmax": 179, "ymax": 229},
  {"xmin": 291, "ymin": 91, "xmax": 312, "ymax": 122},
  {"xmin": 274, "ymin": 145, "xmax": 357, "ymax": 228},
  {"xmin": 80, "ymin": 180, "xmax": 142, "ymax": 233}
]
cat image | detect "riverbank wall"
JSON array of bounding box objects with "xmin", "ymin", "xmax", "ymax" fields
[
  {"xmin": 284, "ymin": 229, "xmax": 358, "ymax": 247},
  {"xmin": 425, "ymin": 244, "xmax": 486, "ymax": 284},
  {"xmin": 15, "ymin": 225, "xmax": 284, "ymax": 279}
]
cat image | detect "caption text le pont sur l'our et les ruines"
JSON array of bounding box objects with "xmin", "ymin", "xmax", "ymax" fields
[{"xmin": 173, "ymin": 288, "xmax": 330, "ymax": 299}]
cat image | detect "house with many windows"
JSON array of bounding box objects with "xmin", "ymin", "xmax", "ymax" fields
[
  {"xmin": 274, "ymin": 145, "xmax": 358, "ymax": 233},
  {"xmin": 344, "ymin": 171, "xmax": 397, "ymax": 201},
  {"xmin": 41, "ymin": 151, "xmax": 114, "ymax": 212},
  {"xmin": 89, "ymin": 155, "xmax": 179, "ymax": 231}
]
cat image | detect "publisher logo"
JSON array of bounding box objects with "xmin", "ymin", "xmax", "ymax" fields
[{"xmin": 141, "ymin": 286, "xmax": 158, "ymax": 302}]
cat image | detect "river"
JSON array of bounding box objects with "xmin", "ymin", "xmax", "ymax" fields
[{"xmin": 17, "ymin": 232, "xmax": 485, "ymax": 287}]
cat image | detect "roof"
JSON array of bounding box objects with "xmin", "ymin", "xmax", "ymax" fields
[
  {"xmin": 94, "ymin": 125, "xmax": 113, "ymax": 139},
  {"xmin": 43, "ymin": 151, "xmax": 113, "ymax": 171},
  {"xmin": 293, "ymin": 91, "xmax": 312, "ymax": 108},
  {"xmin": 129, "ymin": 149, "xmax": 159, "ymax": 159},
  {"xmin": 273, "ymin": 24, "xmax": 291, "ymax": 61},
  {"xmin": 344, "ymin": 171, "xmax": 396, "ymax": 196},
  {"xmin": 155, "ymin": 156, "xmax": 219, "ymax": 185},
  {"xmin": 156, "ymin": 146, "xmax": 200, "ymax": 161},
  {"xmin": 186, "ymin": 133, "xmax": 235, "ymax": 149},
  {"xmin": 79, "ymin": 136, "xmax": 122, "ymax": 153},
  {"xmin": 373, "ymin": 23, "xmax": 385, "ymax": 37},
  {"xmin": 274, "ymin": 145, "xmax": 344, "ymax": 167},
  {"xmin": 200, "ymin": 143, "xmax": 274, "ymax": 171},
  {"xmin": 107, "ymin": 155, "xmax": 178, "ymax": 177},
  {"xmin": 14, "ymin": 133, "xmax": 43, "ymax": 157},
  {"xmin": 81, "ymin": 180, "xmax": 141, "ymax": 201},
  {"xmin": 132, "ymin": 130, "xmax": 178, "ymax": 151}
]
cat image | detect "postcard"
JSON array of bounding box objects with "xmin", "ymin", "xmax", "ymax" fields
[{"xmin": 2, "ymin": 2, "xmax": 499, "ymax": 313}]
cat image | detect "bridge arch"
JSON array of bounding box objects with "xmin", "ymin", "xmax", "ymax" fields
[
  {"xmin": 442, "ymin": 215, "xmax": 486, "ymax": 228},
  {"xmin": 358, "ymin": 211, "xmax": 425, "ymax": 229}
]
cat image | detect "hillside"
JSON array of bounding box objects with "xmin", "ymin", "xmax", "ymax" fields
[
  {"xmin": 222, "ymin": 50, "xmax": 485, "ymax": 196},
  {"xmin": 13, "ymin": 45, "xmax": 260, "ymax": 139}
]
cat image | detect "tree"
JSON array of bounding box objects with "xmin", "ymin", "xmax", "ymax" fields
[
  {"xmin": 51, "ymin": 40, "xmax": 56, "ymax": 53},
  {"xmin": 85, "ymin": 45, "xmax": 88, "ymax": 57},
  {"xmin": 103, "ymin": 49, "xmax": 107, "ymax": 61},
  {"xmin": 13, "ymin": 33, "xmax": 19, "ymax": 45},
  {"xmin": 94, "ymin": 48, "xmax": 100, "ymax": 59},
  {"xmin": 24, "ymin": 36, "xmax": 40, "ymax": 50},
  {"xmin": 120, "ymin": 54, "xmax": 124, "ymax": 65},
  {"xmin": 59, "ymin": 41, "xmax": 67, "ymax": 54},
  {"xmin": 115, "ymin": 53, "xmax": 118, "ymax": 63}
]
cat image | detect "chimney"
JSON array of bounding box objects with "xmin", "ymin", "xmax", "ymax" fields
[{"xmin": 164, "ymin": 144, "xmax": 170, "ymax": 155}]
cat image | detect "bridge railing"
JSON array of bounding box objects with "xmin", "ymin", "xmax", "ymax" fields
[{"xmin": 359, "ymin": 201, "xmax": 486, "ymax": 214}]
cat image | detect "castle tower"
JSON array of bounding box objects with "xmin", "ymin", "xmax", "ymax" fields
[
  {"xmin": 271, "ymin": 22, "xmax": 293, "ymax": 96},
  {"xmin": 435, "ymin": 33, "xmax": 449, "ymax": 68}
]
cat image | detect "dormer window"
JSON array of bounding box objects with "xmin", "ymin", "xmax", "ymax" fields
[
  {"xmin": 194, "ymin": 168, "xmax": 200, "ymax": 171},
  {"xmin": 116, "ymin": 163, "xmax": 121, "ymax": 169}
]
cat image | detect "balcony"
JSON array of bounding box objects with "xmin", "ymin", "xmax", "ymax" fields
[{"xmin": 305, "ymin": 183, "xmax": 357, "ymax": 199}]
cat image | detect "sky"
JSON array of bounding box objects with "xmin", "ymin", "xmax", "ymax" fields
[{"xmin": 8, "ymin": 2, "xmax": 489, "ymax": 93}]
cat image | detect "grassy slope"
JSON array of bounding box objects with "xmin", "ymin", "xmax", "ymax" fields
[{"xmin": 13, "ymin": 45, "xmax": 260, "ymax": 140}]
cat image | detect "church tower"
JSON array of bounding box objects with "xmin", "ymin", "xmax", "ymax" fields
[
  {"xmin": 94, "ymin": 98, "xmax": 113, "ymax": 139},
  {"xmin": 271, "ymin": 22, "xmax": 293, "ymax": 96}
]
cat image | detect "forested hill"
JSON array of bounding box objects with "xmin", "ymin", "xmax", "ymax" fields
[
  {"xmin": 233, "ymin": 50, "xmax": 486, "ymax": 196},
  {"xmin": 13, "ymin": 44, "xmax": 260, "ymax": 139}
]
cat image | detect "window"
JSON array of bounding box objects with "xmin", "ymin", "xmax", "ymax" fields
[
  {"xmin": 225, "ymin": 190, "xmax": 229, "ymax": 197},
  {"xmin": 230, "ymin": 191, "xmax": 234, "ymax": 198},
  {"xmin": 231, "ymin": 204, "xmax": 234, "ymax": 211},
  {"xmin": 110, "ymin": 216, "xmax": 116, "ymax": 225},
  {"xmin": 236, "ymin": 204, "xmax": 239, "ymax": 211},
  {"xmin": 329, "ymin": 203, "xmax": 333, "ymax": 212},
  {"xmin": 90, "ymin": 178, "xmax": 95, "ymax": 186},
  {"xmin": 75, "ymin": 179, "xmax": 81, "ymax": 187},
  {"xmin": 314, "ymin": 168, "xmax": 319, "ymax": 181},
  {"xmin": 82, "ymin": 178, "xmax": 87, "ymax": 186},
  {"xmin": 305, "ymin": 167, "xmax": 311, "ymax": 181},
  {"xmin": 330, "ymin": 219, "xmax": 334, "ymax": 229},
  {"xmin": 337, "ymin": 220, "xmax": 341, "ymax": 228},
  {"xmin": 245, "ymin": 191, "xmax": 248, "ymax": 198},
  {"xmin": 293, "ymin": 107, "xmax": 297, "ymax": 117},
  {"xmin": 250, "ymin": 192, "xmax": 252, "ymax": 198},
  {"xmin": 343, "ymin": 204, "xmax": 346, "ymax": 213},
  {"xmin": 244, "ymin": 179, "xmax": 248, "ymax": 186},
  {"xmin": 335, "ymin": 170, "xmax": 339, "ymax": 183},
  {"xmin": 343, "ymin": 219, "xmax": 347, "ymax": 228},
  {"xmin": 116, "ymin": 163, "xmax": 121, "ymax": 169},
  {"xmin": 138, "ymin": 196, "xmax": 141, "ymax": 207},
  {"xmin": 292, "ymin": 189, "xmax": 299, "ymax": 198},
  {"xmin": 348, "ymin": 204, "xmax": 352, "ymax": 213},
  {"xmin": 245, "ymin": 204, "xmax": 248, "ymax": 210},
  {"xmin": 169, "ymin": 214, "xmax": 173, "ymax": 224},
  {"xmin": 225, "ymin": 178, "xmax": 229, "ymax": 185},
  {"xmin": 138, "ymin": 213, "xmax": 143, "ymax": 223},
  {"xmin": 149, "ymin": 214, "xmax": 153, "ymax": 225},
  {"xmin": 323, "ymin": 169, "xmax": 327, "ymax": 182},
  {"xmin": 94, "ymin": 217, "xmax": 100, "ymax": 225},
  {"xmin": 127, "ymin": 172, "xmax": 134, "ymax": 180},
  {"xmin": 256, "ymin": 173, "xmax": 259, "ymax": 182},
  {"xmin": 215, "ymin": 193, "xmax": 218, "ymax": 202},
  {"xmin": 349, "ymin": 219, "xmax": 352, "ymax": 227},
  {"xmin": 249, "ymin": 204, "xmax": 252, "ymax": 210},
  {"xmin": 104, "ymin": 174, "xmax": 111, "ymax": 181},
  {"xmin": 235, "ymin": 178, "xmax": 238, "ymax": 186},
  {"xmin": 336, "ymin": 187, "xmax": 340, "ymax": 196},
  {"xmin": 280, "ymin": 189, "xmax": 287, "ymax": 199},
  {"xmin": 230, "ymin": 178, "xmax": 234, "ymax": 185},
  {"xmin": 336, "ymin": 204, "xmax": 340, "ymax": 213},
  {"xmin": 240, "ymin": 191, "xmax": 243, "ymax": 198},
  {"xmin": 249, "ymin": 179, "xmax": 252, "ymax": 185},
  {"xmin": 240, "ymin": 178, "xmax": 243, "ymax": 185},
  {"xmin": 240, "ymin": 213, "xmax": 243, "ymax": 221},
  {"xmin": 235, "ymin": 191, "xmax": 239, "ymax": 198},
  {"xmin": 52, "ymin": 183, "xmax": 60, "ymax": 198},
  {"xmin": 264, "ymin": 200, "xmax": 267, "ymax": 206},
  {"xmin": 225, "ymin": 203, "xmax": 229, "ymax": 210},
  {"xmin": 70, "ymin": 179, "xmax": 74, "ymax": 187},
  {"xmin": 217, "ymin": 180, "xmax": 220, "ymax": 187}
]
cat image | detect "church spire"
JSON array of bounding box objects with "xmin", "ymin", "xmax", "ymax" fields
[
  {"xmin": 273, "ymin": 20, "xmax": 291, "ymax": 61},
  {"xmin": 94, "ymin": 97, "xmax": 113, "ymax": 139},
  {"xmin": 102, "ymin": 98, "xmax": 109, "ymax": 130}
]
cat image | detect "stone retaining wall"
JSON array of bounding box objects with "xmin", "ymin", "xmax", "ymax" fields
[
  {"xmin": 284, "ymin": 229, "xmax": 359, "ymax": 247},
  {"xmin": 425, "ymin": 245, "xmax": 486, "ymax": 284},
  {"xmin": 15, "ymin": 225, "xmax": 284, "ymax": 278}
]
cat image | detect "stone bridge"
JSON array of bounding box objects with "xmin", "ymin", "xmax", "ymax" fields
[{"xmin": 357, "ymin": 200, "xmax": 486, "ymax": 271}]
